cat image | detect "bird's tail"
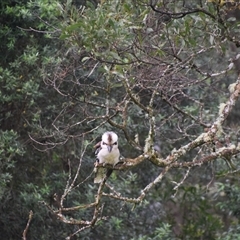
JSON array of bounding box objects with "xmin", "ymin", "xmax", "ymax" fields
[{"xmin": 94, "ymin": 167, "xmax": 113, "ymax": 183}]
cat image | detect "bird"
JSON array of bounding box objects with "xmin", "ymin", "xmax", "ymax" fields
[{"xmin": 94, "ymin": 131, "xmax": 120, "ymax": 183}]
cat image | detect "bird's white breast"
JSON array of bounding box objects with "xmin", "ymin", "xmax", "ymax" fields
[{"xmin": 97, "ymin": 147, "xmax": 120, "ymax": 165}]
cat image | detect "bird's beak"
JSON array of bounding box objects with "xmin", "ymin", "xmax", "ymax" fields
[{"xmin": 107, "ymin": 145, "xmax": 113, "ymax": 152}]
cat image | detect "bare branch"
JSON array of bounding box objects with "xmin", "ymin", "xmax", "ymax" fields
[
  {"xmin": 149, "ymin": 2, "xmax": 217, "ymax": 21},
  {"xmin": 22, "ymin": 210, "xmax": 33, "ymax": 240}
]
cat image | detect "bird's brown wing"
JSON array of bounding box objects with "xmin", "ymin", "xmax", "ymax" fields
[{"xmin": 94, "ymin": 141, "xmax": 101, "ymax": 155}]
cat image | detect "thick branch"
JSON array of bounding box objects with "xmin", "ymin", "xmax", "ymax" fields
[
  {"xmin": 171, "ymin": 144, "xmax": 240, "ymax": 168},
  {"xmin": 163, "ymin": 75, "xmax": 240, "ymax": 164}
]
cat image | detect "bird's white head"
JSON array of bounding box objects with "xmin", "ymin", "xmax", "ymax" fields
[{"xmin": 101, "ymin": 131, "xmax": 118, "ymax": 152}]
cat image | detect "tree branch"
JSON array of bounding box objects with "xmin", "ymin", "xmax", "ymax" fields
[{"xmin": 22, "ymin": 210, "xmax": 33, "ymax": 240}]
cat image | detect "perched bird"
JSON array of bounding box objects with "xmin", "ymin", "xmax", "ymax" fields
[{"xmin": 94, "ymin": 131, "xmax": 120, "ymax": 183}]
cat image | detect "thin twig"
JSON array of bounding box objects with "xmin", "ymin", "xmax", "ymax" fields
[{"xmin": 22, "ymin": 210, "xmax": 33, "ymax": 240}]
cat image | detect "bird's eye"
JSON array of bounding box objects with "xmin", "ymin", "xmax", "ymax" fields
[{"xmin": 113, "ymin": 142, "xmax": 117, "ymax": 145}]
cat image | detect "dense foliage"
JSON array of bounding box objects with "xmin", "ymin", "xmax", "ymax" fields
[{"xmin": 1, "ymin": 0, "xmax": 240, "ymax": 239}]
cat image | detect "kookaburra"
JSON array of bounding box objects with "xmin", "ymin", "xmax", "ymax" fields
[{"xmin": 94, "ymin": 131, "xmax": 120, "ymax": 183}]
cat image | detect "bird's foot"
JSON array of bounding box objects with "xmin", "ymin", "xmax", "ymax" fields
[{"xmin": 94, "ymin": 158, "xmax": 100, "ymax": 167}]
